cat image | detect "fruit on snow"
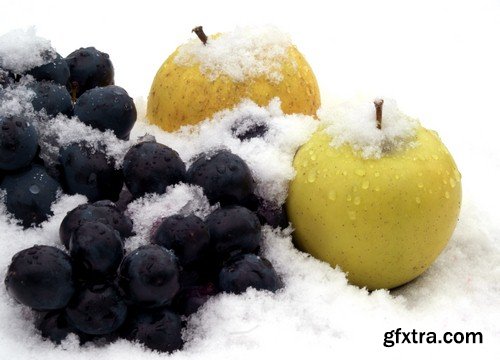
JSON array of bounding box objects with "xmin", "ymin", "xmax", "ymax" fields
[
  {"xmin": 205, "ymin": 206, "xmax": 261, "ymax": 261},
  {"xmin": 59, "ymin": 201, "xmax": 133, "ymax": 249},
  {"xmin": 65, "ymin": 283, "xmax": 127, "ymax": 336},
  {"xmin": 123, "ymin": 141, "xmax": 186, "ymax": 198},
  {"xmin": 65, "ymin": 47, "xmax": 114, "ymax": 99},
  {"xmin": 286, "ymin": 101, "xmax": 462, "ymax": 290},
  {"xmin": 29, "ymin": 80, "xmax": 73, "ymax": 117},
  {"xmin": 5, "ymin": 245, "xmax": 74, "ymax": 310},
  {"xmin": 69, "ymin": 221, "xmax": 124, "ymax": 279},
  {"xmin": 59, "ymin": 142, "xmax": 124, "ymax": 202},
  {"xmin": 218, "ymin": 253, "xmax": 281, "ymax": 294},
  {"xmin": 121, "ymin": 308, "xmax": 183, "ymax": 353},
  {"xmin": 1, "ymin": 165, "xmax": 61, "ymax": 228},
  {"xmin": 27, "ymin": 53, "xmax": 70, "ymax": 87},
  {"xmin": 118, "ymin": 245, "xmax": 180, "ymax": 308},
  {"xmin": 151, "ymin": 214, "xmax": 210, "ymax": 268},
  {"xmin": 187, "ymin": 150, "xmax": 255, "ymax": 207},
  {"xmin": 0, "ymin": 114, "xmax": 38, "ymax": 171},
  {"xmin": 147, "ymin": 26, "xmax": 320, "ymax": 132},
  {"xmin": 73, "ymin": 85, "xmax": 136, "ymax": 140}
]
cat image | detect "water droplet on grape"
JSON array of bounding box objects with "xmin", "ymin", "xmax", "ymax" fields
[{"xmin": 29, "ymin": 185, "xmax": 40, "ymax": 194}]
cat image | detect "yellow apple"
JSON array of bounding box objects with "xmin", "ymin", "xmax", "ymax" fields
[
  {"xmin": 147, "ymin": 26, "xmax": 320, "ymax": 132},
  {"xmin": 286, "ymin": 99, "xmax": 462, "ymax": 290}
]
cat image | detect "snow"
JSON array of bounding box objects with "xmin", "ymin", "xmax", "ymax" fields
[
  {"xmin": 319, "ymin": 96, "xmax": 419, "ymax": 159},
  {"xmin": 174, "ymin": 26, "xmax": 292, "ymax": 83},
  {"xmin": 0, "ymin": 1, "xmax": 500, "ymax": 359},
  {"xmin": 0, "ymin": 28, "xmax": 55, "ymax": 74}
]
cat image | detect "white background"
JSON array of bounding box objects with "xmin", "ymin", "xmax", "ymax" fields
[{"xmin": 1, "ymin": 0, "xmax": 499, "ymax": 358}]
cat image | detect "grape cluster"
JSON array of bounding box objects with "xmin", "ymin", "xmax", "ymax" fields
[
  {"xmin": 2, "ymin": 41, "xmax": 287, "ymax": 353},
  {"xmin": 5, "ymin": 147, "xmax": 285, "ymax": 352},
  {"xmin": 1, "ymin": 43, "xmax": 136, "ymax": 226}
]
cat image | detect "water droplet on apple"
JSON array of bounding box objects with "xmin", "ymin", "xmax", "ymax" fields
[
  {"xmin": 432, "ymin": 154, "xmax": 439, "ymax": 160},
  {"xmin": 374, "ymin": 171, "xmax": 380, "ymax": 177},
  {"xmin": 307, "ymin": 171, "xmax": 316, "ymax": 183},
  {"xmin": 354, "ymin": 196, "xmax": 361, "ymax": 205},
  {"xmin": 348, "ymin": 211, "xmax": 356, "ymax": 220},
  {"xmin": 418, "ymin": 182, "xmax": 424, "ymax": 188},
  {"xmin": 442, "ymin": 178, "xmax": 448, "ymax": 185},
  {"xmin": 449, "ymin": 177, "xmax": 456, "ymax": 188},
  {"xmin": 346, "ymin": 194, "xmax": 352, "ymax": 202},
  {"xmin": 355, "ymin": 169, "xmax": 366, "ymax": 176},
  {"xmin": 328, "ymin": 190, "xmax": 337, "ymax": 201},
  {"xmin": 418, "ymin": 172, "xmax": 423, "ymax": 177},
  {"xmin": 375, "ymin": 186, "xmax": 380, "ymax": 192},
  {"xmin": 453, "ymin": 169, "xmax": 461, "ymax": 181},
  {"xmin": 395, "ymin": 174, "xmax": 400, "ymax": 180},
  {"xmin": 361, "ymin": 180, "xmax": 369, "ymax": 190},
  {"xmin": 415, "ymin": 197, "xmax": 421, "ymax": 204},
  {"xmin": 445, "ymin": 191, "xmax": 450, "ymax": 199},
  {"xmin": 311, "ymin": 154, "xmax": 317, "ymax": 161}
]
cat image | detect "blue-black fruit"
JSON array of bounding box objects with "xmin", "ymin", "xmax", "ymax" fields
[
  {"xmin": 123, "ymin": 141, "xmax": 185, "ymax": 198},
  {"xmin": 65, "ymin": 283, "xmax": 127, "ymax": 336},
  {"xmin": 27, "ymin": 53, "xmax": 70, "ymax": 87},
  {"xmin": 74, "ymin": 85, "xmax": 136, "ymax": 140},
  {"xmin": 151, "ymin": 214, "xmax": 210, "ymax": 268},
  {"xmin": 205, "ymin": 206, "xmax": 261, "ymax": 261},
  {"xmin": 219, "ymin": 254, "xmax": 281, "ymax": 294},
  {"xmin": 186, "ymin": 150, "xmax": 255, "ymax": 207},
  {"xmin": 256, "ymin": 198, "xmax": 288, "ymax": 229},
  {"xmin": 59, "ymin": 201, "xmax": 133, "ymax": 249},
  {"xmin": 1, "ymin": 165, "xmax": 61, "ymax": 227},
  {"xmin": 0, "ymin": 114, "xmax": 38, "ymax": 171},
  {"xmin": 173, "ymin": 283, "xmax": 218, "ymax": 316},
  {"xmin": 5, "ymin": 245, "xmax": 74, "ymax": 310},
  {"xmin": 59, "ymin": 142, "xmax": 123, "ymax": 202},
  {"xmin": 65, "ymin": 47, "xmax": 114, "ymax": 99},
  {"xmin": 35, "ymin": 310, "xmax": 74, "ymax": 344},
  {"xmin": 118, "ymin": 245, "xmax": 180, "ymax": 308},
  {"xmin": 29, "ymin": 80, "xmax": 73, "ymax": 117},
  {"xmin": 121, "ymin": 307, "xmax": 183, "ymax": 353},
  {"xmin": 69, "ymin": 221, "xmax": 124, "ymax": 279}
]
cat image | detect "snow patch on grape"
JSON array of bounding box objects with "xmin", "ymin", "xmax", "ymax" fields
[{"xmin": 0, "ymin": 28, "xmax": 55, "ymax": 74}]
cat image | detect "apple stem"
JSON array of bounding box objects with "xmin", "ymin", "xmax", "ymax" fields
[
  {"xmin": 192, "ymin": 26, "xmax": 208, "ymax": 45},
  {"xmin": 374, "ymin": 99, "xmax": 384, "ymax": 130}
]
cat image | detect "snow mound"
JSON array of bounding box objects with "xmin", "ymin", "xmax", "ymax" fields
[
  {"xmin": 0, "ymin": 28, "xmax": 55, "ymax": 74},
  {"xmin": 174, "ymin": 26, "xmax": 293, "ymax": 83},
  {"xmin": 319, "ymin": 97, "xmax": 419, "ymax": 159}
]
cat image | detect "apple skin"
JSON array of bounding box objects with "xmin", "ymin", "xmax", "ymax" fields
[
  {"xmin": 147, "ymin": 39, "xmax": 320, "ymax": 132},
  {"xmin": 286, "ymin": 126, "xmax": 462, "ymax": 290}
]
